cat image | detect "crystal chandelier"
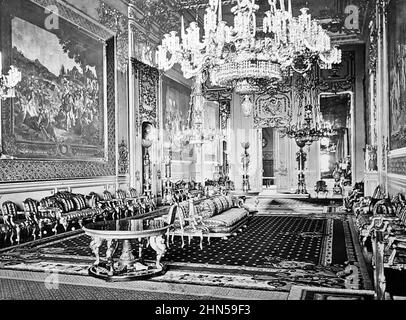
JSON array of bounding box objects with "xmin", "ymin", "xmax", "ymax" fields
[
  {"xmin": 0, "ymin": 53, "xmax": 22, "ymax": 100},
  {"xmin": 157, "ymin": 0, "xmax": 342, "ymax": 116},
  {"xmin": 284, "ymin": 84, "xmax": 335, "ymax": 194},
  {"xmin": 171, "ymin": 79, "xmax": 225, "ymax": 147},
  {"xmin": 285, "ymin": 103, "xmax": 335, "ymax": 146}
]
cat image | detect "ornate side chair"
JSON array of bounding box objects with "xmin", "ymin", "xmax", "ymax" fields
[
  {"xmin": 115, "ymin": 189, "xmax": 130, "ymax": 218},
  {"xmin": 170, "ymin": 198, "xmax": 211, "ymax": 250},
  {"xmin": 344, "ymin": 182, "xmax": 364, "ymax": 212},
  {"xmin": 100, "ymin": 190, "xmax": 120, "ymax": 220},
  {"xmin": 147, "ymin": 196, "xmax": 157, "ymax": 212},
  {"xmin": 153, "ymin": 203, "xmax": 178, "ymax": 248},
  {"xmin": 137, "ymin": 196, "xmax": 149, "ymax": 214},
  {"xmin": 1, "ymin": 201, "xmax": 36, "ymax": 244},
  {"xmin": 38, "ymin": 196, "xmax": 62, "ymax": 235},
  {"xmin": 314, "ymin": 180, "xmax": 328, "ymax": 198},
  {"xmin": 0, "ymin": 210, "xmax": 11, "ymax": 246},
  {"xmin": 23, "ymin": 198, "xmax": 48, "ymax": 239},
  {"xmin": 125, "ymin": 188, "xmax": 141, "ymax": 216},
  {"xmin": 85, "ymin": 192, "xmax": 107, "ymax": 222},
  {"xmin": 371, "ymin": 194, "xmax": 406, "ymax": 267},
  {"xmin": 89, "ymin": 192, "xmax": 114, "ymax": 221},
  {"xmin": 354, "ymin": 185, "xmax": 385, "ymax": 217}
]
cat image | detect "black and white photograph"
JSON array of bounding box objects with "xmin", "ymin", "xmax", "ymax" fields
[{"xmin": 0, "ymin": 0, "xmax": 403, "ymax": 311}]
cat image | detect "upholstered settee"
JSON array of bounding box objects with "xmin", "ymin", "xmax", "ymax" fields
[
  {"xmin": 173, "ymin": 194, "xmax": 249, "ymax": 240},
  {"xmin": 39, "ymin": 191, "xmax": 104, "ymax": 233}
]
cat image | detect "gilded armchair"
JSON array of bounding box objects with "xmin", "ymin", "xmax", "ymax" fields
[{"xmin": 1, "ymin": 201, "xmax": 37, "ymax": 244}]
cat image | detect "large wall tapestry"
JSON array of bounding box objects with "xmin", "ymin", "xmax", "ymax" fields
[
  {"xmin": 388, "ymin": 0, "xmax": 406, "ymax": 151},
  {"xmin": 2, "ymin": 0, "xmax": 106, "ymax": 160},
  {"xmin": 0, "ymin": 0, "xmax": 116, "ymax": 182},
  {"xmin": 162, "ymin": 75, "xmax": 192, "ymax": 161}
]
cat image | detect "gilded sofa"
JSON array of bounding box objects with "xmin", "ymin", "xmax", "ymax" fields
[
  {"xmin": 172, "ymin": 194, "xmax": 249, "ymax": 242},
  {"xmin": 39, "ymin": 191, "xmax": 104, "ymax": 233}
]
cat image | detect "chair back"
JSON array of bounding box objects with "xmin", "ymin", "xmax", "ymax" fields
[
  {"xmin": 116, "ymin": 189, "xmax": 126, "ymax": 200},
  {"xmin": 129, "ymin": 188, "xmax": 138, "ymax": 198},
  {"xmin": 1, "ymin": 201, "xmax": 18, "ymax": 217},
  {"xmin": 103, "ymin": 190, "xmax": 113, "ymax": 200},
  {"xmin": 23, "ymin": 198, "xmax": 39, "ymax": 214},
  {"xmin": 373, "ymin": 185, "xmax": 385, "ymax": 199},
  {"xmin": 166, "ymin": 203, "xmax": 178, "ymax": 225}
]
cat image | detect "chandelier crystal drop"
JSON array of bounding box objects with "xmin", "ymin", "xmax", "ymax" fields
[{"xmin": 157, "ymin": 0, "xmax": 341, "ymax": 106}]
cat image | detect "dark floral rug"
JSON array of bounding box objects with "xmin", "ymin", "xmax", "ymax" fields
[{"xmin": 0, "ymin": 214, "xmax": 372, "ymax": 292}]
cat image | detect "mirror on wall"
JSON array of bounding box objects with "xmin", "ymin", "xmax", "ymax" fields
[{"xmin": 319, "ymin": 93, "xmax": 352, "ymax": 182}]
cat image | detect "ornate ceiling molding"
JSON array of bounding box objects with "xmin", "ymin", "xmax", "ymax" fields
[
  {"xmin": 30, "ymin": 0, "xmax": 114, "ymax": 41},
  {"xmin": 98, "ymin": 1, "xmax": 129, "ymax": 72}
]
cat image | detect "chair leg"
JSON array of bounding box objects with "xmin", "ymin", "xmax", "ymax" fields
[
  {"xmin": 166, "ymin": 231, "xmax": 170, "ymax": 248},
  {"xmin": 52, "ymin": 221, "xmax": 59, "ymax": 235},
  {"xmin": 4, "ymin": 230, "xmax": 9, "ymax": 245},
  {"xmin": 61, "ymin": 219, "xmax": 68, "ymax": 233},
  {"xmin": 39, "ymin": 222, "xmax": 43, "ymax": 239},
  {"xmin": 16, "ymin": 226, "xmax": 21, "ymax": 245},
  {"xmin": 32, "ymin": 225, "xmax": 37, "ymax": 241}
]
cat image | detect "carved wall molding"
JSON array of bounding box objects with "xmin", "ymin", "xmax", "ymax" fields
[
  {"xmin": 98, "ymin": 1, "xmax": 129, "ymax": 73},
  {"xmin": 254, "ymin": 93, "xmax": 292, "ymax": 129},
  {"xmin": 118, "ymin": 139, "xmax": 129, "ymax": 174},
  {"xmin": 30, "ymin": 0, "xmax": 114, "ymax": 40},
  {"xmin": 130, "ymin": 0, "xmax": 181, "ymax": 36},
  {"xmin": 219, "ymin": 100, "xmax": 231, "ymax": 131}
]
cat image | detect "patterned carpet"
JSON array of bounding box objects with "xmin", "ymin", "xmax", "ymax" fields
[
  {"xmin": 0, "ymin": 213, "xmax": 372, "ymax": 293},
  {"xmin": 0, "ymin": 277, "xmax": 220, "ymax": 300}
]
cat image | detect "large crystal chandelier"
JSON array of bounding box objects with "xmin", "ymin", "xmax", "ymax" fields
[
  {"xmin": 0, "ymin": 53, "xmax": 22, "ymax": 100},
  {"xmin": 157, "ymin": 0, "xmax": 342, "ymax": 116},
  {"xmin": 285, "ymin": 79, "xmax": 335, "ymax": 146},
  {"xmin": 171, "ymin": 78, "xmax": 225, "ymax": 147},
  {"xmin": 285, "ymin": 103, "xmax": 335, "ymax": 146}
]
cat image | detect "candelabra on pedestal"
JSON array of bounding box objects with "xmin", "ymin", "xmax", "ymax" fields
[
  {"xmin": 286, "ymin": 101, "xmax": 336, "ymax": 195},
  {"xmin": 295, "ymin": 140, "xmax": 308, "ymax": 194},
  {"xmin": 162, "ymin": 145, "xmax": 174, "ymax": 205},
  {"xmin": 332, "ymin": 164, "xmax": 343, "ymax": 195},
  {"xmin": 241, "ymin": 142, "xmax": 250, "ymax": 193},
  {"xmin": 142, "ymin": 139, "xmax": 152, "ymax": 198}
]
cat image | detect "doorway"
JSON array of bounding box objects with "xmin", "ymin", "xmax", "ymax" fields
[
  {"xmin": 262, "ymin": 127, "xmax": 275, "ymax": 188},
  {"xmin": 318, "ymin": 93, "xmax": 353, "ymax": 191}
]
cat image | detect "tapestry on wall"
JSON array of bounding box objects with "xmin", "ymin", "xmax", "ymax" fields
[
  {"xmin": 1, "ymin": 0, "xmax": 106, "ymax": 161},
  {"xmin": 162, "ymin": 75, "xmax": 193, "ymax": 161},
  {"xmin": 388, "ymin": 0, "xmax": 406, "ymax": 151},
  {"xmin": 0, "ymin": 0, "xmax": 116, "ymax": 182}
]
